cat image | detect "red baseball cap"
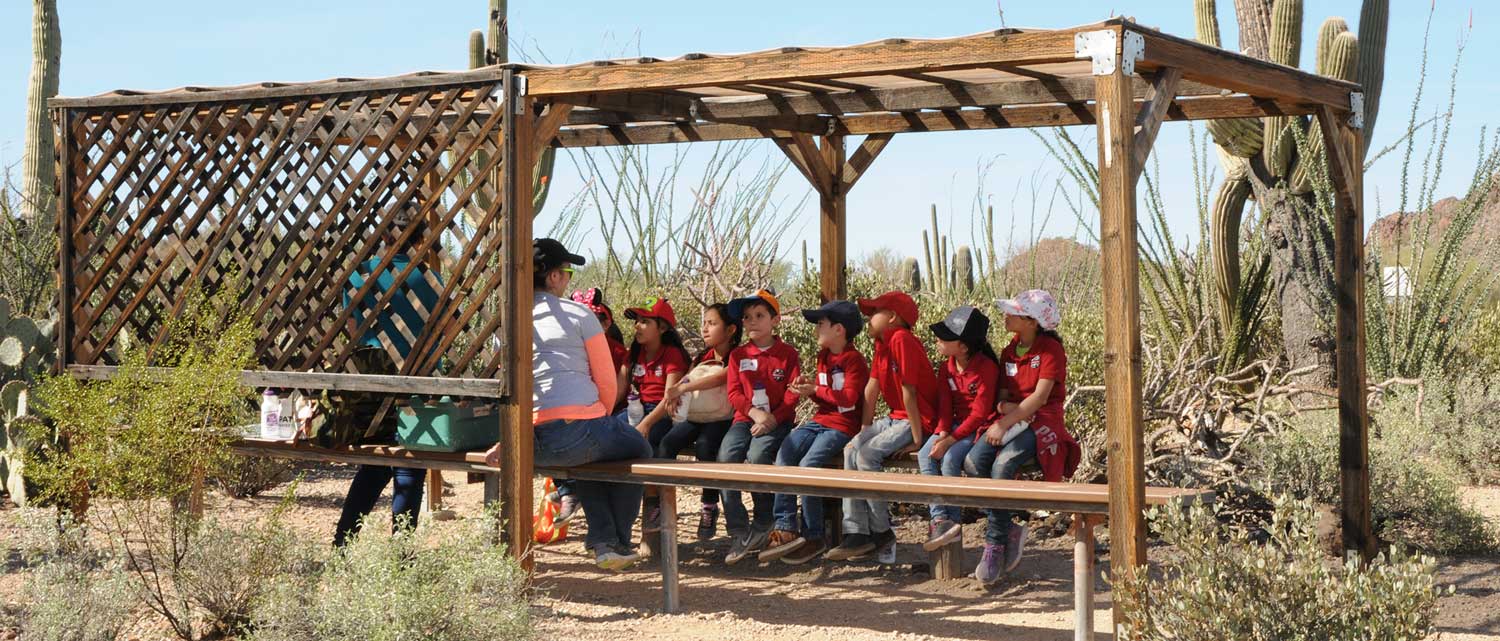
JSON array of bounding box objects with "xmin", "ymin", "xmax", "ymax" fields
[
  {"xmin": 858, "ymin": 291, "xmax": 919, "ymax": 327},
  {"xmin": 624, "ymin": 296, "xmax": 678, "ymax": 327}
]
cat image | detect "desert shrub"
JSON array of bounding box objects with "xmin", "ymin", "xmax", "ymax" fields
[
  {"xmin": 1427, "ymin": 385, "xmax": 1500, "ymax": 485},
  {"xmin": 9, "ymin": 509, "xmax": 135, "ymax": 641},
  {"xmin": 1115, "ymin": 496, "xmax": 1444, "ymax": 641},
  {"xmin": 1252, "ymin": 398, "xmax": 1496, "ymax": 554},
  {"xmin": 179, "ymin": 492, "xmax": 315, "ymax": 637},
  {"xmin": 249, "ymin": 510, "xmax": 533, "ymax": 641},
  {"xmin": 212, "ymin": 456, "xmax": 295, "ymax": 499}
]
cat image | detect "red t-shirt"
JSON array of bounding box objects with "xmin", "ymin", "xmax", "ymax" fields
[
  {"xmin": 936, "ymin": 353, "xmax": 1002, "ymax": 442},
  {"xmin": 631, "ymin": 346, "xmax": 689, "ymax": 404},
  {"xmin": 1000, "ymin": 334, "xmax": 1067, "ymax": 430},
  {"xmin": 726, "ymin": 338, "xmax": 802, "ymax": 426},
  {"xmin": 809, "ymin": 347, "xmax": 869, "ymax": 436},
  {"xmin": 872, "ymin": 326, "xmax": 940, "ymax": 432},
  {"xmin": 607, "ymin": 336, "xmax": 629, "ymax": 371}
]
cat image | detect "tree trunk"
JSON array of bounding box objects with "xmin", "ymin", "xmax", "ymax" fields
[
  {"xmin": 22, "ymin": 0, "xmax": 60, "ymax": 225},
  {"xmin": 1260, "ymin": 181, "xmax": 1339, "ymax": 386},
  {"xmin": 1233, "ymin": 0, "xmax": 1273, "ymax": 58}
]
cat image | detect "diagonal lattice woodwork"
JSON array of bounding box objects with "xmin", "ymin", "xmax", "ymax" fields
[{"xmin": 59, "ymin": 79, "xmax": 515, "ymax": 388}]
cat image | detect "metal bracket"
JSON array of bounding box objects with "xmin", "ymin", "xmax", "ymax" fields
[
  {"xmin": 1075, "ymin": 29, "xmax": 1144, "ymax": 76},
  {"xmin": 1348, "ymin": 92, "xmax": 1365, "ymax": 129}
]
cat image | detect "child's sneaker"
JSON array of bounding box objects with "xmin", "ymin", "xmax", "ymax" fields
[
  {"xmin": 595, "ymin": 544, "xmax": 640, "ymax": 571},
  {"xmin": 872, "ymin": 528, "xmax": 897, "ymax": 564},
  {"xmin": 922, "ymin": 519, "xmax": 963, "ymax": 552},
  {"xmin": 974, "ymin": 543, "xmax": 1004, "ymax": 585},
  {"xmin": 725, "ymin": 526, "xmax": 770, "ymax": 566},
  {"xmin": 781, "ymin": 537, "xmax": 826, "ymax": 565},
  {"xmin": 554, "ymin": 495, "xmax": 581, "ymax": 525},
  {"xmin": 697, "ymin": 504, "xmax": 719, "ymax": 541},
  {"xmin": 1003, "ymin": 524, "xmax": 1028, "ymax": 573},
  {"xmin": 758, "ymin": 529, "xmax": 804, "ymax": 563},
  {"xmin": 641, "ymin": 505, "xmax": 662, "ymax": 534},
  {"xmin": 824, "ymin": 533, "xmax": 874, "ymax": 561}
]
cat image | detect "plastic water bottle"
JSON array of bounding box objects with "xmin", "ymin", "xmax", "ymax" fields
[
  {"xmin": 671, "ymin": 395, "xmax": 690, "ymax": 422},
  {"xmin": 751, "ymin": 382, "xmax": 770, "ymax": 412},
  {"xmin": 260, "ymin": 389, "xmax": 281, "ymax": 439},
  {"xmin": 626, "ymin": 391, "xmax": 644, "ymax": 426}
]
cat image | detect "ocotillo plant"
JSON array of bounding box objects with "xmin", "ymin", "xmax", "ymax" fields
[{"xmin": 1194, "ymin": 0, "xmax": 1387, "ymax": 380}]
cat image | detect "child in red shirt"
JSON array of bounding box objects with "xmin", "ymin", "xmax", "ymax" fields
[
  {"xmin": 759, "ymin": 300, "xmax": 869, "ymax": 565},
  {"xmin": 656, "ymin": 302, "xmax": 742, "ymax": 540},
  {"xmin": 966, "ymin": 289, "xmax": 1080, "ymax": 585},
  {"xmin": 918, "ymin": 306, "xmax": 1002, "ymax": 553},
  {"xmin": 719, "ymin": 290, "xmax": 801, "ymax": 565},
  {"xmin": 826, "ymin": 291, "xmax": 939, "ymax": 565},
  {"xmin": 619, "ymin": 297, "xmax": 690, "ymax": 534}
]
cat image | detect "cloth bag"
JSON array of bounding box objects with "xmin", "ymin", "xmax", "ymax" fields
[
  {"xmin": 533, "ymin": 478, "xmax": 569, "ymax": 544},
  {"xmin": 681, "ymin": 356, "xmax": 733, "ymax": 422}
]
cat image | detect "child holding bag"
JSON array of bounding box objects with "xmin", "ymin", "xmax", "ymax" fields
[{"xmin": 655, "ymin": 303, "xmax": 742, "ymax": 540}]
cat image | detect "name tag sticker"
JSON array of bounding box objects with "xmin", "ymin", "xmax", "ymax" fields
[
  {"xmin": 832, "ymin": 371, "xmax": 845, "ymax": 390},
  {"xmin": 818, "ymin": 372, "xmax": 829, "ymax": 386},
  {"xmin": 1005, "ymin": 362, "xmax": 1019, "ymax": 377},
  {"xmin": 739, "ymin": 359, "xmax": 759, "ymax": 372},
  {"xmin": 948, "ymin": 378, "xmax": 958, "ymax": 391}
]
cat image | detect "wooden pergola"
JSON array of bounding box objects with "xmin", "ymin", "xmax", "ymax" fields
[{"xmin": 51, "ymin": 17, "xmax": 1374, "ymax": 624}]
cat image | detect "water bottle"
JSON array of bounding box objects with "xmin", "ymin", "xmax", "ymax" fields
[
  {"xmin": 260, "ymin": 389, "xmax": 281, "ymax": 439},
  {"xmin": 751, "ymin": 382, "xmax": 770, "ymax": 412},
  {"xmin": 626, "ymin": 391, "xmax": 644, "ymax": 426},
  {"xmin": 671, "ymin": 395, "xmax": 690, "ymax": 422}
]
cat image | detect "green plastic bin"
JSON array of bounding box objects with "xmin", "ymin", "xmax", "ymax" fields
[{"xmin": 396, "ymin": 397, "xmax": 499, "ymax": 452}]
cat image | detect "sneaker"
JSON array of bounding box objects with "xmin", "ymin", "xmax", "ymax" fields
[
  {"xmin": 872, "ymin": 528, "xmax": 897, "ymax": 565},
  {"xmin": 974, "ymin": 543, "xmax": 1004, "ymax": 585},
  {"xmin": 781, "ymin": 537, "xmax": 826, "ymax": 565},
  {"xmin": 612, "ymin": 542, "xmax": 643, "ymax": 563},
  {"xmin": 824, "ymin": 533, "xmax": 875, "ymax": 561},
  {"xmin": 697, "ymin": 504, "xmax": 720, "ymax": 541},
  {"xmin": 1002, "ymin": 524, "xmax": 1028, "ymax": 573},
  {"xmin": 757, "ymin": 529, "xmax": 805, "ymax": 563},
  {"xmin": 641, "ymin": 506, "xmax": 662, "ymax": 534},
  {"xmin": 725, "ymin": 533, "xmax": 752, "ymax": 566},
  {"xmin": 554, "ymin": 495, "xmax": 581, "ymax": 525},
  {"xmin": 743, "ymin": 525, "xmax": 771, "ymax": 554},
  {"xmin": 923, "ymin": 519, "xmax": 963, "ymax": 552},
  {"xmin": 595, "ymin": 545, "xmax": 640, "ymax": 571}
]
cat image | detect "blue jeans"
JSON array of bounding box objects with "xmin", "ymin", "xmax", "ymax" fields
[
  {"xmin": 557, "ymin": 402, "xmax": 669, "ymax": 500},
  {"xmin": 657, "ymin": 418, "xmax": 733, "ymax": 504},
  {"xmin": 334, "ymin": 464, "xmax": 426, "ymax": 547},
  {"xmin": 918, "ymin": 432, "xmax": 976, "ymax": 524},
  {"xmin": 965, "ymin": 427, "xmax": 1038, "ymax": 545},
  {"xmin": 772, "ymin": 423, "xmax": 852, "ymax": 539},
  {"xmin": 716, "ymin": 419, "xmax": 792, "ymax": 537},
  {"xmin": 534, "ymin": 414, "xmax": 654, "ymax": 552},
  {"xmin": 842, "ymin": 417, "xmax": 916, "ymax": 535}
]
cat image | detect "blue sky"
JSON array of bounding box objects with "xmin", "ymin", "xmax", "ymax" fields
[{"xmin": 1, "ymin": 1, "xmax": 1493, "ymax": 265}]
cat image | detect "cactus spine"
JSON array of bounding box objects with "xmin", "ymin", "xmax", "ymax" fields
[{"xmin": 21, "ymin": 0, "xmax": 60, "ymax": 225}]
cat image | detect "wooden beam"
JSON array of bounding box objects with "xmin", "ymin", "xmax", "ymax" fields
[
  {"xmin": 842, "ymin": 133, "xmax": 893, "ymax": 192},
  {"xmin": 54, "ymin": 109, "xmax": 73, "ymax": 373},
  {"xmin": 819, "ymin": 135, "xmax": 847, "ymax": 301},
  {"xmin": 1130, "ymin": 68, "xmax": 1182, "ymax": 184},
  {"xmin": 1134, "ymin": 27, "xmax": 1357, "ymax": 110},
  {"xmin": 524, "ymin": 28, "xmax": 1098, "ymax": 96},
  {"xmin": 66, "ymin": 364, "xmax": 507, "ymax": 398},
  {"xmin": 500, "ymin": 69, "xmax": 538, "ymax": 572},
  {"xmin": 531, "ymin": 101, "xmax": 575, "ymax": 151},
  {"xmin": 50, "ymin": 69, "xmax": 507, "ymax": 109},
  {"xmin": 1316, "ymin": 105, "xmax": 1375, "ymax": 561},
  {"xmin": 1095, "ymin": 61, "xmax": 1147, "ymax": 630},
  {"xmin": 553, "ymin": 95, "xmax": 1316, "ymax": 148}
]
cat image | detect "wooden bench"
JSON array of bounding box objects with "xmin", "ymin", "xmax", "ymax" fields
[{"xmin": 232, "ymin": 438, "xmax": 1210, "ymax": 641}]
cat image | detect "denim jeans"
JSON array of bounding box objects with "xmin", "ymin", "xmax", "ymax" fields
[
  {"xmin": 964, "ymin": 426, "xmax": 1038, "ymax": 545},
  {"xmin": 657, "ymin": 418, "xmax": 733, "ymax": 504},
  {"xmin": 717, "ymin": 419, "xmax": 792, "ymax": 537},
  {"xmin": 557, "ymin": 402, "xmax": 670, "ymax": 501},
  {"xmin": 534, "ymin": 414, "xmax": 654, "ymax": 552},
  {"xmin": 333, "ymin": 464, "xmax": 426, "ymax": 547},
  {"xmin": 842, "ymin": 417, "xmax": 917, "ymax": 536},
  {"xmin": 917, "ymin": 432, "xmax": 977, "ymax": 524},
  {"xmin": 772, "ymin": 422, "xmax": 852, "ymax": 539}
]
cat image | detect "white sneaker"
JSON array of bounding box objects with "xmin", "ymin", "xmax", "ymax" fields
[{"xmin": 595, "ymin": 545, "xmax": 640, "ymax": 571}]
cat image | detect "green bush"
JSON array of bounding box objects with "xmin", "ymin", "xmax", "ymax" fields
[
  {"xmin": 212, "ymin": 455, "xmax": 295, "ymax": 499},
  {"xmin": 1252, "ymin": 398, "xmax": 1496, "ymax": 554},
  {"xmin": 1427, "ymin": 386, "xmax": 1500, "ymax": 485},
  {"xmin": 1115, "ymin": 496, "xmax": 1444, "ymax": 641},
  {"xmin": 180, "ymin": 500, "xmax": 315, "ymax": 637},
  {"xmin": 249, "ymin": 510, "xmax": 533, "ymax": 641},
  {"xmin": 8, "ymin": 509, "xmax": 134, "ymax": 641}
]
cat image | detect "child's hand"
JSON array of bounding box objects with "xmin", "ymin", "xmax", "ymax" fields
[
  {"xmin": 748, "ymin": 408, "xmax": 772, "ymax": 426},
  {"xmin": 929, "ymin": 434, "xmax": 954, "ymax": 460},
  {"xmin": 750, "ymin": 419, "xmax": 777, "ymax": 437},
  {"xmin": 984, "ymin": 423, "xmax": 1005, "ymax": 447},
  {"xmin": 665, "ymin": 384, "xmax": 686, "ymax": 403}
]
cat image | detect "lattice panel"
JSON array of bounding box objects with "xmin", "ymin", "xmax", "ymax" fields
[{"xmin": 60, "ymin": 80, "xmax": 515, "ymax": 380}]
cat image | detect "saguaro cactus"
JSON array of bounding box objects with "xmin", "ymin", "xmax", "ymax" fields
[
  {"xmin": 953, "ymin": 245, "xmax": 975, "ymax": 292},
  {"xmin": 901, "ymin": 258, "xmax": 922, "ymax": 292},
  {"xmin": 21, "ymin": 0, "xmax": 60, "ymax": 225}
]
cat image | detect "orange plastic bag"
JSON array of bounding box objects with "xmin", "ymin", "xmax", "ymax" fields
[{"xmin": 533, "ymin": 478, "xmax": 569, "ymax": 544}]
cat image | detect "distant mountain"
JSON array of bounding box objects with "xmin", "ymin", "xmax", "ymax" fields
[{"xmin": 1367, "ymin": 173, "xmax": 1500, "ymax": 269}]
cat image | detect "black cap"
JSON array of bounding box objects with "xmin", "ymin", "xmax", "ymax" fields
[
  {"xmin": 930, "ymin": 305, "xmax": 989, "ymax": 343},
  {"xmin": 533, "ymin": 238, "xmax": 586, "ymax": 272},
  {"xmin": 801, "ymin": 300, "xmax": 863, "ymax": 339}
]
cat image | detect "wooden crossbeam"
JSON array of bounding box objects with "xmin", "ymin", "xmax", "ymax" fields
[
  {"xmin": 1135, "ymin": 27, "xmax": 1356, "ymax": 110},
  {"xmin": 1130, "ymin": 68, "xmax": 1182, "ymax": 184},
  {"xmin": 68, "ymin": 364, "xmax": 505, "ymax": 398},
  {"xmin": 842, "ymin": 133, "xmax": 893, "ymax": 192}
]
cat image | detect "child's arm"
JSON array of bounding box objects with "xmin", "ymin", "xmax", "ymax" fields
[
  {"xmin": 934, "ymin": 370, "xmax": 954, "ymax": 437},
  {"xmin": 725, "ymin": 352, "xmax": 754, "ymax": 420},
  {"xmin": 901, "ymin": 383, "xmax": 925, "ymax": 446},
  {"xmin": 636, "ymin": 372, "xmax": 685, "ymax": 436},
  {"xmin": 952, "ymin": 365, "xmax": 999, "ymax": 442},
  {"xmin": 614, "ymin": 364, "xmax": 631, "ymax": 410},
  {"xmin": 771, "ymin": 358, "xmax": 802, "ymax": 428},
  {"xmin": 859, "ymin": 376, "xmax": 880, "ymax": 427},
  {"xmin": 990, "ymin": 378, "xmax": 1055, "ymax": 432}
]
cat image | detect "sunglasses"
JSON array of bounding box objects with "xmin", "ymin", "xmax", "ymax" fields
[{"xmin": 561, "ymin": 266, "xmax": 575, "ymax": 276}]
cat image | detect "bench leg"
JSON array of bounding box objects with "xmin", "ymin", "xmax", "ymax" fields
[
  {"xmin": 824, "ymin": 497, "xmax": 843, "ymax": 546},
  {"xmin": 1073, "ymin": 514, "xmax": 1096, "ymax": 641},
  {"xmin": 931, "ymin": 538, "xmax": 964, "ymax": 580},
  {"xmin": 483, "ymin": 473, "xmax": 501, "ymax": 544},
  {"xmin": 659, "ymin": 485, "xmax": 680, "ymax": 613}
]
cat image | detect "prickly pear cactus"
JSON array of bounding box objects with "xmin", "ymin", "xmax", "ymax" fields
[{"xmin": 0, "ymin": 296, "xmax": 55, "ymax": 505}]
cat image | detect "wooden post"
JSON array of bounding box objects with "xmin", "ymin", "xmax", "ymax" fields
[
  {"xmin": 1072, "ymin": 514, "xmax": 1097, "ymax": 641},
  {"xmin": 931, "ymin": 539, "xmax": 963, "ymax": 580},
  {"xmin": 1094, "ymin": 49, "xmax": 1148, "ymax": 629},
  {"xmin": 500, "ymin": 68, "xmax": 538, "ymax": 570},
  {"xmin": 659, "ymin": 485, "xmax": 680, "ymax": 613},
  {"xmin": 54, "ymin": 107, "xmax": 72, "ymax": 373},
  {"xmin": 1316, "ymin": 105, "xmax": 1375, "ymax": 561},
  {"xmin": 818, "ymin": 135, "xmax": 846, "ymax": 301},
  {"xmin": 425, "ymin": 470, "xmax": 444, "ymax": 513}
]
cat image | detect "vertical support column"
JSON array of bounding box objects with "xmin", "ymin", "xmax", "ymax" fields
[
  {"xmin": 1094, "ymin": 50, "xmax": 1147, "ymax": 628},
  {"xmin": 1072, "ymin": 514, "xmax": 1098, "ymax": 641},
  {"xmin": 659, "ymin": 485, "xmax": 680, "ymax": 613},
  {"xmin": 818, "ymin": 135, "xmax": 846, "ymax": 302},
  {"xmin": 54, "ymin": 107, "xmax": 72, "ymax": 374},
  {"xmin": 501, "ymin": 68, "xmax": 539, "ymax": 571},
  {"xmin": 1317, "ymin": 106, "xmax": 1375, "ymax": 561}
]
